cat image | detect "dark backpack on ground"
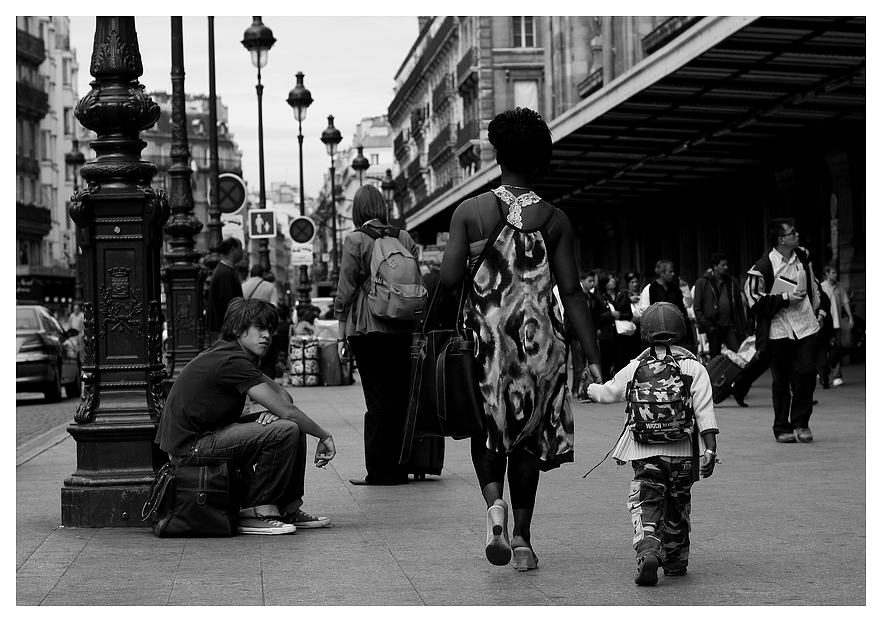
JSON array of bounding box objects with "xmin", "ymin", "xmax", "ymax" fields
[
  {"xmin": 358, "ymin": 226, "xmax": 427, "ymax": 321},
  {"xmin": 625, "ymin": 346, "xmax": 695, "ymax": 443}
]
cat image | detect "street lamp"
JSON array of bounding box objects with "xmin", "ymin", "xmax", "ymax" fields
[
  {"xmin": 286, "ymin": 72, "xmax": 314, "ymax": 307},
  {"xmin": 320, "ymin": 114, "xmax": 342, "ymax": 279},
  {"xmin": 381, "ymin": 168, "xmax": 396, "ymax": 204},
  {"xmin": 241, "ymin": 16, "xmax": 275, "ymax": 272},
  {"xmin": 65, "ymin": 139, "xmax": 86, "ymax": 305},
  {"xmin": 350, "ymin": 145, "xmax": 369, "ymax": 186}
]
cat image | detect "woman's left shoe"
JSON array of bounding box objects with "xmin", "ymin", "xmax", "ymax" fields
[
  {"xmin": 485, "ymin": 499, "xmax": 511, "ymax": 566},
  {"xmin": 512, "ymin": 546, "xmax": 539, "ymax": 572}
]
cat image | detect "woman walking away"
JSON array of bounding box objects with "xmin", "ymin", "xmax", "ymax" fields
[
  {"xmin": 441, "ymin": 107, "xmax": 602, "ymax": 571},
  {"xmin": 335, "ymin": 185, "xmax": 421, "ymax": 485}
]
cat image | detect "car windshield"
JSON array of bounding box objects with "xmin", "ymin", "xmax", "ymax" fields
[{"xmin": 17, "ymin": 308, "xmax": 40, "ymax": 331}]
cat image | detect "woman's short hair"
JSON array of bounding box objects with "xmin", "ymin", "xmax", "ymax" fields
[
  {"xmin": 487, "ymin": 107, "xmax": 553, "ymax": 180},
  {"xmin": 220, "ymin": 297, "xmax": 279, "ymax": 340},
  {"xmin": 352, "ymin": 184, "xmax": 389, "ymax": 228}
]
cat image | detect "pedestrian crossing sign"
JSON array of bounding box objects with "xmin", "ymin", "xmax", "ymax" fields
[{"xmin": 248, "ymin": 209, "xmax": 276, "ymax": 238}]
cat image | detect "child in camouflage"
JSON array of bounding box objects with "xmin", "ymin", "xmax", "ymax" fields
[{"xmin": 582, "ymin": 302, "xmax": 719, "ymax": 586}]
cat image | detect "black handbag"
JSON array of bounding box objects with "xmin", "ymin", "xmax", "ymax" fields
[
  {"xmin": 140, "ymin": 461, "xmax": 239, "ymax": 537},
  {"xmin": 400, "ymin": 278, "xmax": 484, "ymax": 463}
]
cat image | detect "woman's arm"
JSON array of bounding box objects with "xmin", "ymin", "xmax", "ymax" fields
[
  {"xmin": 334, "ymin": 234, "xmax": 363, "ymax": 332},
  {"xmin": 615, "ymin": 291, "xmax": 632, "ymax": 321},
  {"xmin": 440, "ymin": 201, "xmax": 470, "ymax": 290},
  {"xmin": 549, "ymin": 213, "xmax": 601, "ymax": 376}
]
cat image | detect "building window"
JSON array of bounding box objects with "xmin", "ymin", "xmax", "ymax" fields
[
  {"xmin": 370, "ymin": 153, "xmax": 379, "ymax": 165},
  {"xmin": 42, "ymin": 130, "xmax": 51, "ymax": 161},
  {"xmin": 63, "ymin": 107, "xmax": 72, "ymax": 136},
  {"xmin": 513, "ymin": 80, "xmax": 539, "ymax": 111},
  {"xmin": 62, "ymin": 58, "xmax": 71, "ymax": 86},
  {"xmin": 513, "ymin": 17, "xmax": 535, "ymax": 48}
]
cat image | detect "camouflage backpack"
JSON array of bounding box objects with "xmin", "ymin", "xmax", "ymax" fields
[{"xmin": 625, "ymin": 347, "xmax": 695, "ymax": 443}]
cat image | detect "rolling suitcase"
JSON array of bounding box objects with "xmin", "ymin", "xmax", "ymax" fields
[
  {"xmin": 402, "ymin": 436, "xmax": 444, "ymax": 480},
  {"xmin": 706, "ymin": 354, "xmax": 744, "ymax": 404}
]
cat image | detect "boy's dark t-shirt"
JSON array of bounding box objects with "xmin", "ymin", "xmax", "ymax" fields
[{"xmin": 156, "ymin": 339, "xmax": 266, "ymax": 456}]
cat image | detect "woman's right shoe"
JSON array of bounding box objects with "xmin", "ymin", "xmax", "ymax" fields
[{"xmin": 485, "ymin": 499, "xmax": 511, "ymax": 566}]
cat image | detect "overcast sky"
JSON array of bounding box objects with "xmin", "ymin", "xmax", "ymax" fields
[{"xmin": 67, "ymin": 15, "xmax": 419, "ymax": 198}]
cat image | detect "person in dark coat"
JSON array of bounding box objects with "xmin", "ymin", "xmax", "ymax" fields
[
  {"xmin": 693, "ymin": 253, "xmax": 747, "ymax": 358},
  {"xmin": 207, "ymin": 237, "xmax": 244, "ymax": 342}
]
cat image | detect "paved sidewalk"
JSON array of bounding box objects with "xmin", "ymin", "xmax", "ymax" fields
[{"xmin": 17, "ymin": 365, "xmax": 867, "ymax": 606}]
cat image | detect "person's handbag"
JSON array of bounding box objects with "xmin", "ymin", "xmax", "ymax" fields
[
  {"xmin": 140, "ymin": 460, "xmax": 239, "ymax": 537},
  {"xmin": 400, "ymin": 279, "xmax": 484, "ymax": 463},
  {"xmin": 615, "ymin": 319, "xmax": 637, "ymax": 336}
]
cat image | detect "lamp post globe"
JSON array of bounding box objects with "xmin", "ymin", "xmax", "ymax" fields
[
  {"xmin": 351, "ymin": 145, "xmax": 369, "ymax": 186},
  {"xmin": 381, "ymin": 168, "xmax": 396, "ymax": 204},
  {"xmin": 286, "ymin": 71, "xmax": 314, "ymax": 307},
  {"xmin": 242, "ymin": 16, "xmax": 275, "ymax": 272},
  {"xmin": 286, "ymin": 71, "xmax": 313, "ymax": 124},
  {"xmin": 241, "ymin": 16, "xmax": 276, "ymax": 68}
]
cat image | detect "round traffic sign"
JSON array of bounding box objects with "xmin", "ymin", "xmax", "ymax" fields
[
  {"xmin": 217, "ymin": 173, "xmax": 247, "ymax": 214},
  {"xmin": 289, "ymin": 216, "xmax": 316, "ymax": 244}
]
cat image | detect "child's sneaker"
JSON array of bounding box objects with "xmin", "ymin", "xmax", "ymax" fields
[
  {"xmin": 663, "ymin": 567, "xmax": 687, "ymax": 576},
  {"xmin": 635, "ymin": 553, "xmax": 660, "ymax": 586}
]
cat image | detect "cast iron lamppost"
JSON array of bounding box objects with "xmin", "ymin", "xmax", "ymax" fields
[
  {"xmin": 163, "ymin": 16, "xmax": 205, "ymax": 391},
  {"xmin": 286, "ymin": 71, "xmax": 314, "ymax": 308},
  {"xmin": 62, "ymin": 16, "xmax": 169, "ymax": 527},
  {"xmin": 241, "ymin": 16, "xmax": 275, "ymax": 272},
  {"xmin": 320, "ymin": 114, "xmax": 342, "ymax": 281},
  {"xmin": 205, "ymin": 16, "xmax": 222, "ymax": 272},
  {"xmin": 351, "ymin": 145, "xmax": 369, "ymax": 186},
  {"xmin": 65, "ymin": 138, "xmax": 86, "ymax": 305}
]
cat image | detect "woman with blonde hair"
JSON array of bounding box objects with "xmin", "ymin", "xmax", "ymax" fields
[
  {"xmin": 335, "ymin": 185, "xmax": 420, "ymax": 485},
  {"xmin": 441, "ymin": 107, "xmax": 602, "ymax": 571}
]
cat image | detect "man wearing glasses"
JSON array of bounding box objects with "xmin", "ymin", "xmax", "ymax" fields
[{"xmin": 745, "ymin": 218, "xmax": 822, "ymax": 444}]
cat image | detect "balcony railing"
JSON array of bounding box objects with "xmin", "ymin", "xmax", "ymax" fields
[
  {"xmin": 428, "ymin": 124, "xmax": 455, "ymax": 165},
  {"xmin": 393, "ymin": 129, "xmax": 409, "ymax": 161},
  {"xmin": 432, "ymin": 74, "xmax": 453, "ymax": 110},
  {"xmin": 457, "ymin": 46, "xmax": 477, "ymax": 87},
  {"xmin": 642, "ymin": 16, "xmax": 702, "ymax": 55},
  {"xmin": 407, "ymin": 158, "xmax": 424, "ymax": 180},
  {"xmin": 17, "ymin": 29, "xmax": 45, "ymax": 65},
  {"xmin": 456, "ymin": 119, "xmax": 480, "ymax": 151},
  {"xmin": 16, "ymin": 81, "xmax": 50, "ymax": 118}
]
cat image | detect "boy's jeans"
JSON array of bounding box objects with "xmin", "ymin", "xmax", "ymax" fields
[
  {"xmin": 178, "ymin": 418, "xmax": 306, "ymax": 518},
  {"xmin": 628, "ymin": 456, "xmax": 694, "ymax": 572}
]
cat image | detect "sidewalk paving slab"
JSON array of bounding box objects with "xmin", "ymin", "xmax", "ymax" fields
[{"xmin": 16, "ymin": 365, "xmax": 867, "ymax": 607}]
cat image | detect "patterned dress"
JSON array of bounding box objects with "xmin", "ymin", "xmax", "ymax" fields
[{"xmin": 464, "ymin": 195, "xmax": 574, "ymax": 470}]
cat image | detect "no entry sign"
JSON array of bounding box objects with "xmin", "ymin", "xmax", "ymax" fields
[
  {"xmin": 216, "ymin": 173, "xmax": 247, "ymax": 214},
  {"xmin": 288, "ymin": 216, "xmax": 316, "ymax": 244}
]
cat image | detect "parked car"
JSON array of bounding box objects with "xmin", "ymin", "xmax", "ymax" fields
[{"xmin": 16, "ymin": 304, "xmax": 81, "ymax": 401}]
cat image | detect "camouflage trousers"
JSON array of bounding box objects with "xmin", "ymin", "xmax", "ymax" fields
[{"xmin": 628, "ymin": 456, "xmax": 694, "ymax": 572}]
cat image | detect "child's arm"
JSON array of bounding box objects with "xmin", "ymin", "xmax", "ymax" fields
[
  {"xmin": 700, "ymin": 431, "xmax": 718, "ymax": 478},
  {"xmin": 584, "ymin": 362, "xmax": 635, "ymax": 404}
]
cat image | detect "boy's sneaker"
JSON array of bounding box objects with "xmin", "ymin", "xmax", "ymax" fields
[
  {"xmin": 663, "ymin": 567, "xmax": 687, "ymax": 576},
  {"xmin": 832, "ymin": 378, "xmax": 844, "ymax": 387},
  {"xmin": 282, "ymin": 508, "xmax": 331, "ymax": 529},
  {"xmin": 635, "ymin": 553, "xmax": 660, "ymax": 586},
  {"xmin": 237, "ymin": 516, "xmax": 296, "ymax": 535}
]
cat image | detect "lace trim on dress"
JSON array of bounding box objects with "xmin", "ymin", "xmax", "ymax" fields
[{"xmin": 492, "ymin": 186, "xmax": 542, "ymax": 228}]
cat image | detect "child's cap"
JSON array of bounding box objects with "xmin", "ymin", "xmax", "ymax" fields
[{"xmin": 641, "ymin": 302, "xmax": 686, "ymax": 344}]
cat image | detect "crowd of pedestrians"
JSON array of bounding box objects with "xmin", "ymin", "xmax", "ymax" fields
[{"xmin": 147, "ymin": 106, "xmax": 859, "ymax": 589}]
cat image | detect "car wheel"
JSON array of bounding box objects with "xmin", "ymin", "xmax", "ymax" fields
[
  {"xmin": 65, "ymin": 361, "xmax": 82, "ymax": 398},
  {"xmin": 45, "ymin": 361, "xmax": 63, "ymax": 402}
]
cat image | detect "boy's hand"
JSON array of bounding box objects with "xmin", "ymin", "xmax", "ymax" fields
[
  {"xmin": 315, "ymin": 434, "xmax": 336, "ymax": 468},
  {"xmin": 700, "ymin": 450, "xmax": 718, "ymax": 478},
  {"xmin": 587, "ymin": 363, "xmax": 603, "ymax": 384}
]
